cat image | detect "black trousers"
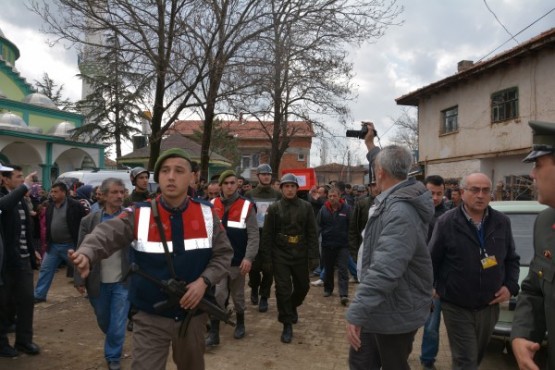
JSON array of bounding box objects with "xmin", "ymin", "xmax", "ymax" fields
[
  {"xmin": 322, "ymin": 246, "xmax": 349, "ymax": 296},
  {"xmin": 248, "ymin": 256, "xmax": 274, "ymax": 298},
  {"xmin": 273, "ymin": 262, "xmax": 309, "ymax": 324},
  {"xmin": 0, "ymin": 257, "xmax": 35, "ymax": 346},
  {"xmin": 349, "ymin": 330, "xmax": 417, "ymax": 370}
]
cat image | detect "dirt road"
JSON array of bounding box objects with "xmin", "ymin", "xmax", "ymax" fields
[{"xmin": 1, "ymin": 268, "xmax": 536, "ymax": 369}]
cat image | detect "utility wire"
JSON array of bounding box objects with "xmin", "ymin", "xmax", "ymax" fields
[
  {"xmin": 477, "ymin": 6, "xmax": 555, "ymax": 62},
  {"xmin": 483, "ymin": 0, "xmax": 519, "ymax": 45}
]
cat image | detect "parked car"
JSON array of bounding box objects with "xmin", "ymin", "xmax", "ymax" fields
[{"xmin": 490, "ymin": 200, "xmax": 548, "ymax": 339}]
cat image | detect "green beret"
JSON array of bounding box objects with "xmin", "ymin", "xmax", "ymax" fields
[
  {"xmin": 153, "ymin": 148, "xmax": 192, "ymax": 182},
  {"xmin": 218, "ymin": 170, "xmax": 236, "ymax": 186}
]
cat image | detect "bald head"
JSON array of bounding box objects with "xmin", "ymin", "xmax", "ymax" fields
[{"xmin": 460, "ymin": 173, "xmax": 492, "ymax": 218}]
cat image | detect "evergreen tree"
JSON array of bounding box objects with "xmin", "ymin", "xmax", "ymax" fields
[{"xmin": 73, "ymin": 33, "xmax": 150, "ymax": 159}]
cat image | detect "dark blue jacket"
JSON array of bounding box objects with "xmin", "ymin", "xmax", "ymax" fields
[
  {"xmin": 430, "ymin": 205, "xmax": 520, "ymax": 310},
  {"xmin": 317, "ymin": 200, "xmax": 351, "ymax": 248}
]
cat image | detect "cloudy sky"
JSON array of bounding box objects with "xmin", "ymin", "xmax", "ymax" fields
[{"xmin": 1, "ymin": 0, "xmax": 554, "ymax": 164}]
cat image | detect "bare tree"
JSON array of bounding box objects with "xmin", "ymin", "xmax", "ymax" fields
[
  {"xmin": 30, "ymin": 0, "xmax": 213, "ymax": 169},
  {"xmin": 390, "ymin": 107, "xmax": 418, "ymax": 151},
  {"xmin": 182, "ymin": 0, "xmax": 272, "ymax": 179},
  {"xmin": 191, "ymin": 119, "xmax": 241, "ymax": 169},
  {"xmin": 225, "ymin": 0, "xmax": 402, "ymax": 173}
]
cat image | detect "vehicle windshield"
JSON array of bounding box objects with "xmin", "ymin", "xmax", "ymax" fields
[{"xmin": 506, "ymin": 213, "xmax": 536, "ymax": 266}]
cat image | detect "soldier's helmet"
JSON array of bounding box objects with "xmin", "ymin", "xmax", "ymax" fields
[
  {"xmin": 256, "ymin": 164, "xmax": 272, "ymax": 175},
  {"xmin": 130, "ymin": 167, "xmax": 150, "ymax": 186},
  {"xmin": 280, "ymin": 173, "xmax": 298, "ymax": 188}
]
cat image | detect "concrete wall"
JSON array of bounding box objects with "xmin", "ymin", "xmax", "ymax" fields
[{"xmin": 426, "ymin": 154, "xmax": 533, "ymax": 187}]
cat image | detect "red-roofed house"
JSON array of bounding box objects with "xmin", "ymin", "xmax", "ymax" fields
[{"xmin": 170, "ymin": 119, "xmax": 314, "ymax": 181}]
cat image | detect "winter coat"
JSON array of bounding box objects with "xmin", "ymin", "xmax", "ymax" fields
[{"xmin": 346, "ymin": 178, "xmax": 434, "ymax": 334}]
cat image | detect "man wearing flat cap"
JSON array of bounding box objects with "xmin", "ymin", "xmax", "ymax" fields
[
  {"xmin": 70, "ymin": 148, "xmax": 233, "ymax": 370},
  {"xmin": 512, "ymin": 121, "xmax": 555, "ymax": 370}
]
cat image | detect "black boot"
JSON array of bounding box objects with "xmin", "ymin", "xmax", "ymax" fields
[
  {"xmin": 281, "ymin": 323, "xmax": 293, "ymax": 343},
  {"xmin": 205, "ymin": 319, "xmax": 220, "ymax": 347},
  {"xmin": 233, "ymin": 312, "xmax": 245, "ymax": 339},
  {"xmin": 258, "ymin": 297, "xmax": 268, "ymax": 312},
  {"xmin": 250, "ymin": 289, "xmax": 259, "ymax": 305}
]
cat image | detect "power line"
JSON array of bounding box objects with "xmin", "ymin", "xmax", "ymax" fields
[
  {"xmin": 477, "ymin": 6, "xmax": 555, "ymax": 63},
  {"xmin": 483, "ymin": 0, "xmax": 519, "ymax": 45}
]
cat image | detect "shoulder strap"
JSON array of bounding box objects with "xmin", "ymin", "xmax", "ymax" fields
[{"xmin": 150, "ymin": 198, "xmax": 177, "ymax": 279}]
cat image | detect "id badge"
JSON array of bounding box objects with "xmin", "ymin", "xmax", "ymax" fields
[{"xmin": 481, "ymin": 255, "xmax": 498, "ymax": 269}]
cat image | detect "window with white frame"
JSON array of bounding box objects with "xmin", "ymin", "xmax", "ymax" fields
[
  {"xmin": 241, "ymin": 154, "xmax": 260, "ymax": 170},
  {"xmin": 297, "ymin": 153, "xmax": 305, "ymax": 161},
  {"xmin": 441, "ymin": 106, "xmax": 458, "ymax": 134},
  {"xmin": 491, "ymin": 87, "xmax": 518, "ymax": 123}
]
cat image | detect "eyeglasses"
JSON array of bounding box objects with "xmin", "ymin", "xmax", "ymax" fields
[{"xmin": 464, "ymin": 187, "xmax": 491, "ymax": 195}]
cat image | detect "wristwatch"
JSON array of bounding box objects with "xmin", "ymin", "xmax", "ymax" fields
[{"xmin": 201, "ymin": 276, "xmax": 211, "ymax": 289}]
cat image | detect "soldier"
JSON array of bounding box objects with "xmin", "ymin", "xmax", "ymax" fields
[
  {"xmin": 206, "ymin": 170, "xmax": 259, "ymax": 346},
  {"xmin": 124, "ymin": 167, "xmax": 153, "ymax": 206},
  {"xmin": 260, "ymin": 174, "xmax": 319, "ymax": 343},
  {"xmin": 511, "ymin": 120, "xmax": 555, "ymax": 370},
  {"xmin": 245, "ymin": 164, "xmax": 281, "ymax": 313},
  {"xmin": 70, "ymin": 148, "xmax": 233, "ymax": 370}
]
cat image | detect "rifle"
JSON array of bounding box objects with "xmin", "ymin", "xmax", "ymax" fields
[{"xmin": 125, "ymin": 263, "xmax": 235, "ymax": 336}]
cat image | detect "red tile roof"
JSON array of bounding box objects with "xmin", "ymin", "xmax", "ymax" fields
[{"xmin": 170, "ymin": 119, "xmax": 314, "ymax": 139}]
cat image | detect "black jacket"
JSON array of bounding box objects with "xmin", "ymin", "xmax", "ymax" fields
[
  {"xmin": 317, "ymin": 200, "xmax": 351, "ymax": 248},
  {"xmin": 0, "ymin": 185, "xmax": 37, "ymax": 272},
  {"xmin": 46, "ymin": 197, "xmax": 86, "ymax": 249},
  {"xmin": 430, "ymin": 205, "xmax": 520, "ymax": 310},
  {"xmin": 428, "ymin": 201, "xmax": 448, "ymax": 241}
]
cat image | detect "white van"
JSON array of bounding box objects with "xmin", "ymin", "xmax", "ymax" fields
[
  {"xmin": 56, "ymin": 170, "xmax": 158, "ymax": 193},
  {"xmin": 56, "ymin": 170, "xmax": 133, "ymax": 190}
]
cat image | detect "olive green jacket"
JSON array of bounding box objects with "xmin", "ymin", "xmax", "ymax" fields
[{"xmin": 511, "ymin": 207, "xmax": 555, "ymax": 369}]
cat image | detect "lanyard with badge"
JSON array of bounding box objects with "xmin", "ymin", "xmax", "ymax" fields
[{"xmin": 476, "ymin": 223, "xmax": 498, "ymax": 269}]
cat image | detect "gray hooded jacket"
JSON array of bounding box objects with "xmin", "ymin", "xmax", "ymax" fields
[{"xmin": 346, "ymin": 178, "xmax": 434, "ymax": 334}]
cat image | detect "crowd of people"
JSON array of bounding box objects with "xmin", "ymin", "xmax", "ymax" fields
[{"xmin": 0, "ymin": 120, "xmax": 554, "ymax": 370}]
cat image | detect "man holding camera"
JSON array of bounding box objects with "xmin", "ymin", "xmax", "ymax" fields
[{"xmin": 362, "ymin": 122, "xmax": 380, "ymax": 183}]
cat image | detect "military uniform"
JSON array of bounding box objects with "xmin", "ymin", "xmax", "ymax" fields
[
  {"xmin": 260, "ymin": 195, "xmax": 318, "ymax": 328},
  {"xmin": 511, "ymin": 120, "xmax": 555, "ymax": 369},
  {"xmin": 123, "ymin": 189, "xmax": 153, "ymax": 207},
  {"xmin": 511, "ymin": 207, "xmax": 555, "ymax": 368},
  {"xmin": 245, "ymin": 184, "xmax": 281, "ymax": 308}
]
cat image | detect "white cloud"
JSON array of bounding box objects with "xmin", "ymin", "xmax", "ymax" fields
[{"xmin": 1, "ymin": 0, "xmax": 554, "ymax": 167}]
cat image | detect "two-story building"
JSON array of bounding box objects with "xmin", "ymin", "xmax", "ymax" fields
[
  {"xmin": 396, "ymin": 28, "xmax": 555, "ymax": 199},
  {"xmin": 171, "ymin": 119, "xmax": 313, "ymax": 182}
]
